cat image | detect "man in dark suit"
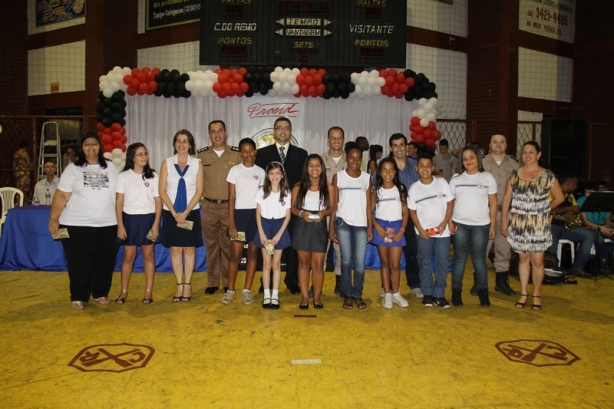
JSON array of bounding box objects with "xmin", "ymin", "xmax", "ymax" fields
[{"xmin": 255, "ymin": 116, "xmax": 308, "ymax": 294}]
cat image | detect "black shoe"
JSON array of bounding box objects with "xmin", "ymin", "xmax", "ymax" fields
[
  {"xmin": 270, "ymin": 298, "xmax": 280, "ymax": 310},
  {"xmin": 422, "ymin": 295, "xmax": 434, "ymax": 307},
  {"xmin": 477, "ymin": 288, "xmax": 491, "ymax": 307},
  {"xmin": 299, "ymin": 303, "xmax": 309, "ymax": 310},
  {"xmin": 288, "ymin": 286, "xmax": 301, "ymax": 295},
  {"xmin": 204, "ymin": 287, "xmax": 218, "ymax": 295},
  {"xmin": 433, "ymin": 297, "xmax": 450, "ymax": 308},
  {"xmin": 262, "ymin": 298, "xmax": 271, "ymax": 309},
  {"xmin": 313, "ymin": 301, "xmax": 323, "ymax": 309},
  {"xmin": 451, "ymin": 289, "xmax": 463, "ymax": 306},
  {"xmin": 495, "ymin": 272, "xmax": 516, "ymax": 296}
]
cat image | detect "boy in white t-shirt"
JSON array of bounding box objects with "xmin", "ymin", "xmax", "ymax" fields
[
  {"xmin": 223, "ymin": 138, "xmax": 266, "ymax": 305},
  {"xmin": 408, "ymin": 154, "xmax": 454, "ymax": 308}
]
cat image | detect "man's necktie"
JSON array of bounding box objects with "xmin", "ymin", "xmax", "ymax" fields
[{"xmin": 279, "ymin": 146, "xmax": 286, "ymax": 164}]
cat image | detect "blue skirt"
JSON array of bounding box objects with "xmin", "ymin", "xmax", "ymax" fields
[
  {"xmin": 117, "ymin": 212, "xmax": 157, "ymax": 246},
  {"xmin": 371, "ymin": 218, "xmax": 406, "ymax": 248},
  {"xmin": 254, "ymin": 217, "xmax": 291, "ymax": 250},
  {"xmin": 161, "ymin": 209, "xmax": 203, "ymax": 248}
]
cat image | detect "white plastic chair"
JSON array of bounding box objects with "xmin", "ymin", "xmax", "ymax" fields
[
  {"xmin": 0, "ymin": 187, "xmax": 24, "ymax": 238},
  {"xmin": 557, "ymin": 239, "xmax": 576, "ymax": 268}
]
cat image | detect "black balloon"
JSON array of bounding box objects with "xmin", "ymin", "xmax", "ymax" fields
[
  {"xmin": 111, "ymin": 102, "xmax": 123, "ymax": 112},
  {"xmin": 95, "ymin": 101, "xmax": 105, "ymax": 113},
  {"xmin": 101, "ymin": 117, "xmax": 112, "ymax": 127}
]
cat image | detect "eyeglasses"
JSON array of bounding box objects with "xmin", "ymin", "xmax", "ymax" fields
[
  {"xmin": 275, "ymin": 126, "xmax": 291, "ymax": 132},
  {"xmin": 134, "ymin": 152, "xmax": 149, "ymax": 157}
]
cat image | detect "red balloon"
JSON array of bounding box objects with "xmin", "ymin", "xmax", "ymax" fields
[
  {"xmin": 316, "ymin": 84, "xmax": 326, "ymax": 94},
  {"xmin": 432, "ymin": 130, "xmax": 442, "ymax": 140},
  {"xmin": 127, "ymin": 86, "xmax": 137, "ymax": 96},
  {"xmin": 300, "ymin": 67, "xmax": 309, "ymax": 76},
  {"xmin": 152, "ymin": 67, "xmax": 161, "ymax": 75},
  {"xmin": 405, "ymin": 77, "xmax": 415, "ymax": 87},
  {"xmin": 121, "ymin": 136, "xmax": 128, "ymax": 144},
  {"xmin": 212, "ymin": 82, "xmax": 222, "ymax": 92},
  {"xmin": 142, "ymin": 67, "xmax": 151, "ymax": 75},
  {"xmin": 120, "ymin": 127, "xmax": 126, "ymax": 135},
  {"xmin": 218, "ymin": 73, "xmax": 229, "ymax": 83},
  {"xmin": 318, "ymin": 69, "xmax": 326, "ymax": 77},
  {"xmin": 399, "ymin": 83, "xmax": 409, "ymax": 93},
  {"xmin": 218, "ymin": 91, "xmax": 227, "ymax": 98},
  {"xmin": 240, "ymin": 82, "xmax": 249, "ymax": 92},
  {"xmin": 300, "ymin": 84, "xmax": 309, "ymax": 95},
  {"xmin": 103, "ymin": 144, "xmax": 113, "ymax": 153},
  {"xmin": 308, "ymin": 69, "xmax": 317, "ymax": 77},
  {"xmin": 413, "ymin": 133, "xmax": 425, "ymax": 143},
  {"xmin": 231, "ymin": 82, "xmax": 240, "ymax": 93},
  {"xmin": 96, "ymin": 122, "xmax": 104, "ymax": 131},
  {"xmin": 424, "ymin": 129, "xmax": 432, "ymax": 138},
  {"xmin": 131, "ymin": 68, "xmax": 140, "ymax": 78},
  {"xmin": 137, "ymin": 72, "xmax": 147, "ymax": 83},
  {"xmin": 414, "ymin": 125, "xmax": 424, "ymax": 134},
  {"xmin": 305, "ymin": 76, "xmax": 314, "ymax": 86},
  {"xmin": 385, "ymin": 76, "xmax": 395, "ymax": 87},
  {"xmin": 296, "ymin": 75, "xmax": 305, "ymax": 85},
  {"xmin": 389, "ymin": 68, "xmax": 398, "ymax": 76},
  {"xmin": 425, "ymin": 139, "xmax": 436, "ymax": 148},
  {"xmin": 392, "ymin": 83, "xmax": 400, "ymax": 93},
  {"xmin": 395, "ymin": 91, "xmax": 404, "ymax": 99},
  {"xmin": 233, "ymin": 73, "xmax": 242, "ymax": 83},
  {"xmin": 428, "ymin": 121, "xmax": 437, "ymax": 130},
  {"xmin": 147, "ymin": 81, "xmax": 157, "ymax": 92},
  {"xmin": 222, "ymin": 82, "xmax": 231, "ymax": 93},
  {"xmin": 308, "ymin": 85, "xmax": 316, "ymax": 96},
  {"xmin": 138, "ymin": 82, "xmax": 148, "ymax": 95},
  {"xmin": 103, "ymin": 127, "xmax": 112, "ymax": 134},
  {"xmin": 396, "ymin": 73, "xmax": 405, "ymax": 83},
  {"xmin": 111, "ymin": 123, "xmax": 121, "ymax": 131},
  {"xmin": 123, "ymin": 75, "xmax": 133, "ymax": 85},
  {"xmin": 101, "ymin": 135, "xmax": 112, "ymax": 145},
  {"xmin": 238, "ymin": 67, "xmax": 247, "ymax": 74},
  {"xmin": 120, "ymin": 144, "xmax": 127, "ymax": 152},
  {"xmin": 111, "ymin": 131, "xmax": 122, "ymax": 140},
  {"xmin": 379, "ymin": 69, "xmax": 388, "ymax": 77},
  {"xmin": 112, "ymin": 140, "xmax": 123, "ymax": 149},
  {"xmin": 410, "ymin": 117, "xmax": 421, "ymax": 126},
  {"xmin": 130, "ymin": 78, "xmax": 140, "ymax": 88},
  {"xmin": 313, "ymin": 74, "xmax": 322, "ymax": 85}
]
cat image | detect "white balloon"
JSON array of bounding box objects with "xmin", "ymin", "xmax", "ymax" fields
[
  {"xmin": 429, "ymin": 97, "xmax": 438, "ymax": 106},
  {"xmin": 376, "ymin": 77, "xmax": 385, "ymax": 86},
  {"xmin": 274, "ymin": 66, "xmax": 284, "ymax": 73},
  {"xmin": 419, "ymin": 98, "xmax": 427, "ymax": 106},
  {"xmin": 122, "ymin": 67, "xmax": 131, "ymax": 75},
  {"xmin": 112, "ymin": 148, "xmax": 123, "ymax": 157},
  {"xmin": 369, "ymin": 70, "xmax": 379, "ymax": 77},
  {"xmin": 292, "ymin": 68, "xmax": 300, "ymax": 75},
  {"xmin": 283, "ymin": 68, "xmax": 292, "ymax": 75},
  {"xmin": 270, "ymin": 72, "xmax": 279, "ymax": 82},
  {"xmin": 426, "ymin": 113, "xmax": 436, "ymax": 121},
  {"xmin": 112, "ymin": 66, "xmax": 123, "ymax": 75},
  {"xmin": 113, "ymin": 157, "xmax": 123, "ymax": 166},
  {"xmin": 110, "ymin": 81, "xmax": 120, "ymax": 92},
  {"xmin": 103, "ymin": 152, "xmax": 113, "ymax": 160},
  {"xmin": 99, "ymin": 75, "xmax": 107, "ymax": 83},
  {"xmin": 282, "ymin": 83, "xmax": 291, "ymax": 93},
  {"xmin": 103, "ymin": 87, "xmax": 113, "ymax": 98},
  {"xmin": 423, "ymin": 103, "xmax": 433, "ymax": 112},
  {"xmin": 367, "ymin": 77, "xmax": 376, "ymax": 86},
  {"xmin": 420, "ymin": 118, "xmax": 429, "ymax": 127},
  {"xmin": 290, "ymin": 84, "xmax": 299, "ymax": 94},
  {"xmin": 417, "ymin": 109, "xmax": 426, "ymax": 118},
  {"xmin": 273, "ymin": 82, "xmax": 282, "ymax": 90},
  {"xmin": 278, "ymin": 73, "xmax": 287, "ymax": 83}
]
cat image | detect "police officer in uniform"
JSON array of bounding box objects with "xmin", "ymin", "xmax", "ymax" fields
[{"xmin": 197, "ymin": 120, "xmax": 241, "ymax": 294}]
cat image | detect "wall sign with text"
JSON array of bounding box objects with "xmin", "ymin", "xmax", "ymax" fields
[
  {"xmin": 36, "ymin": 0, "xmax": 85, "ymax": 27},
  {"xmin": 519, "ymin": 0, "xmax": 575, "ymax": 44},
  {"xmin": 146, "ymin": 0, "xmax": 201, "ymax": 31},
  {"xmin": 200, "ymin": 0, "xmax": 407, "ymax": 67}
]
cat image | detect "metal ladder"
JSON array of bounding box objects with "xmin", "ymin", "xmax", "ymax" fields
[{"xmin": 38, "ymin": 122, "xmax": 61, "ymax": 180}]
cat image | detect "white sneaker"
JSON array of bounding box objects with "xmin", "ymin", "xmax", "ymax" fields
[
  {"xmin": 392, "ymin": 292, "xmax": 409, "ymax": 307},
  {"xmin": 382, "ymin": 293, "xmax": 393, "ymax": 309},
  {"xmin": 379, "ymin": 288, "xmax": 385, "ymax": 299},
  {"xmin": 410, "ymin": 287, "xmax": 424, "ymax": 298},
  {"xmin": 221, "ymin": 290, "xmax": 235, "ymax": 305},
  {"xmin": 241, "ymin": 290, "xmax": 254, "ymax": 305}
]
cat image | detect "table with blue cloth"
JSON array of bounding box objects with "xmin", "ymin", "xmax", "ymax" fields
[
  {"xmin": 0, "ymin": 206, "xmax": 448, "ymax": 272},
  {"xmin": 0, "ymin": 205, "xmax": 207, "ymax": 272}
]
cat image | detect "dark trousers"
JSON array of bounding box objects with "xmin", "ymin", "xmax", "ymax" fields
[
  {"xmin": 403, "ymin": 217, "xmax": 421, "ymax": 288},
  {"xmin": 61, "ymin": 225, "xmax": 119, "ymax": 302},
  {"xmin": 283, "ymin": 215, "xmax": 299, "ymax": 288}
]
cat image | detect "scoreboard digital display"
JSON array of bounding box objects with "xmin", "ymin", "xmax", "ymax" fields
[{"xmin": 199, "ymin": 0, "xmax": 407, "ymax": 67}]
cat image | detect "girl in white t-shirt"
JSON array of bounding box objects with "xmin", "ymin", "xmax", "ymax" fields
[
  {"xmin": 370, "ymin": 157, "xmax": 409, "ymax": 309},
  {"xmin": 255, "ymin": 162, "xmax": 291, "ymax": 309},
  {"xmin": 115, "ymin": 143, "xmax": 161, "ymax": 305},
  {"xmin": 448, "ymin": 145, "xmax": 497, "ymax": 307},
  {"xmin": 224, "ymin": 138, "xmax": 265, "ymax": 306}
]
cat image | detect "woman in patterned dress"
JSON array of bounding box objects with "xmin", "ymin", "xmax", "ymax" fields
[{"xmin": 500, "ymin": 141, "xmax": 564, "ymax": 311}]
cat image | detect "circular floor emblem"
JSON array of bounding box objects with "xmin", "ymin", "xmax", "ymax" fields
[
  {"xmin": 495, "ymin": 339, "xmax": 580, "ymax": 367},
  {"xmin": 68, "ymin": 343, "xmax": 155, "ymax": 373}
]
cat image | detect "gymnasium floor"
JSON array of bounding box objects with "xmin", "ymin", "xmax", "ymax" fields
[{"xmin": 0, "ymin": 267, "xmax": 612, "ymax": 408}]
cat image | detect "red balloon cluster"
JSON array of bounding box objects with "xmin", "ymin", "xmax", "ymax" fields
[
  {"xmin": 379, "ymin": 69, "xmax": 415, "ymax": 99},
  {"xmin": 124, "ymin": 67, "xmax": 160, "ymax": 96},
  {"xmin": 97, "ymin": 122, "xmax": 128, "ymax": 153},
  {"xmin": 212, "ymin": 68, "xmax": 249, "ymax": 98},
  {"xmin": 295, "ymin": 68, "xmax": 326, "ymax": 97},
  {"xmin": 409, "ymin": 117, "xmax": 442, "ymax": 149}
]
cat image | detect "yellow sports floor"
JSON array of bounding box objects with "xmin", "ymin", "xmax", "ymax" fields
[{"xmin": 1, "ymin": 268, "xmax": 613, "ymax": 408}]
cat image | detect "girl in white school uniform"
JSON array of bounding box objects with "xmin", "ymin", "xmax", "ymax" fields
[
  {"xmin": 255, "ymin": 162, "xmax": 292, "ymax": 309},
  {"xmin": 115, "ymin": 142, "xmax": 162, "ymax": 304},
  {"xmin": 370, "ymin": 157, "xmax": 409, "ymax": 309}
]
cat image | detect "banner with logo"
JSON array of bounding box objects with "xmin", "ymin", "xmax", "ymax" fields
[
  {"xmin": 240, "ymin": 97, "xmax": 306, "ymax": 149},
  {"xmin": 519, "ymin": 0, "xmax": 575, "ymax": 43}
]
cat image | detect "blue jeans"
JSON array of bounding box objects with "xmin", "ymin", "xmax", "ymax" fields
[
  {"xmin": 417, "ymin": 234, "xmax": 450, "ymax": 298},
  {"xmin": 451, "ymin": 222, "xmax": 490, "ymax": 290},
  {"xmin": 335, "ymin": 218, "xmax": 368, "ymax": 298},
  {"xmin": 548, "ymin": 224, "xmax": 593, "ymax": 270}
]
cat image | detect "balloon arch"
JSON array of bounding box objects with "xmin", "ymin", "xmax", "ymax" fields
[{"xmin": 96, "ymin": 66, "xmax": 440, "ymax": 168}]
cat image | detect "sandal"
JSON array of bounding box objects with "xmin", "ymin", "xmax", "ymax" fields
[
  {"xmin": 173, "ymin": 283, "xmax": 184, "ymax": 302},
  {"xmin": 115, "ymin": 290, "xmax": 127, "ymax": 305},
  {"xmin": 343, "ymin": 297, "xmax": 353, "ymax": 310},
  {"xmin": 71, "ymin": 301, "xmax": 87, "ymax": 310},
  {"xmin": 142, "ymin": 289, "xmax": 153, "ymax": 304},
  {"xmin": 532, "ymin": 295, "xmax": 543, "ymax": 311},
  {"xmin": 93, "ymin": 297, "xmax": 110, "ymax": 305},
  {"xmin": 182, "ymin": 283, "xmax": 192, "ymax": 302},
  {"xmin": 354, "ymin": 297, "xmax": 367, "ymax": 309},
  {"xmin": 515, "ymin": 294, "xmax": 528, "ymax": 309}
]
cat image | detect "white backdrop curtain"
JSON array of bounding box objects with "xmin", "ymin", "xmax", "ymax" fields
[{"xmin": 126, "ymin": 95, "xmax": 421, "ymax": 170}]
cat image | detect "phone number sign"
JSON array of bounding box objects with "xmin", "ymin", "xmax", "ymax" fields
[
  {"xmin": 199, "ymin": 0, "xmax": 406, "ymax": 67},
  {"xmin": 519, "ymin": 0, "xmax": 575, "ymax": 44}
]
